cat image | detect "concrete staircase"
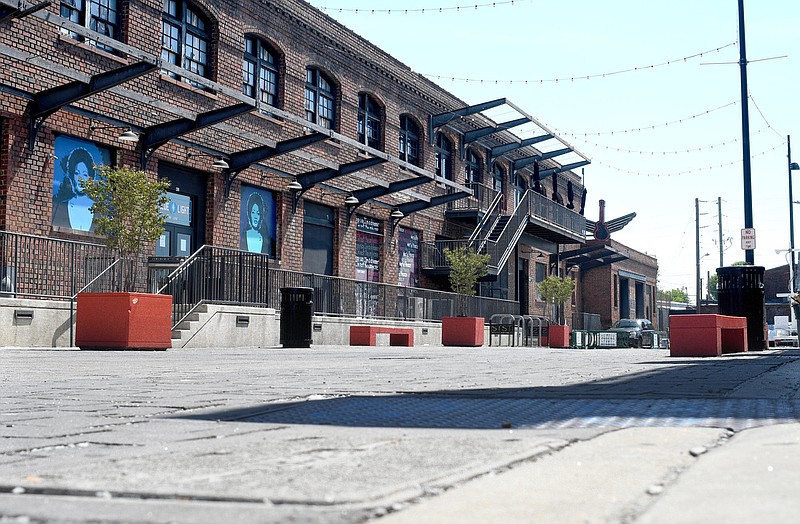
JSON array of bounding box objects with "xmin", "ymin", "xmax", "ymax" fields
[{"xmin": 170, "ymin": 303, "xmax": 209, "ymax": 346}]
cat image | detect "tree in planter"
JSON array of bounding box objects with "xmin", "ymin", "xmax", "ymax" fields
[
  {"xmin": 537, "ymin": 274, "xmax": 575, "ymax": 325},
  {"xmin": 83, "ymin": 165, "xmax": 170, "ymax": 292},
  {"xmin": 443, "ymin": 246, "xmax": 490, "ymax": 316}
]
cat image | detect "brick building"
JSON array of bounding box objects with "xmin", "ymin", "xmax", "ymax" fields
[
  {"xmin": 0, "ymin": 0, "xmax": 654, "ymax": 331},
  {"xmin": 572, "ymin": 239, "xmax": 659, "ymax": 329}
]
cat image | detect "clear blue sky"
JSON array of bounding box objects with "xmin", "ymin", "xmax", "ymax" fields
[{"xmin": 307, "ymin": 0, "xmax": 800, "ymax": 302}]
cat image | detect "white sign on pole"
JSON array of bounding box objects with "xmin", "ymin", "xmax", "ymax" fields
[{"xmin": 741, "ymin": 228, "xmax": 756, "ymax": 250}]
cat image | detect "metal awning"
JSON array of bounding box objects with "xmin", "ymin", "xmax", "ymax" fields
[
  {"xmin": 392, "ymin": 191, "xmax": 471, "ymax": 234},
  {"xmin": 558, "ymin": 242, "xmax": 630, "ymax": 271}
]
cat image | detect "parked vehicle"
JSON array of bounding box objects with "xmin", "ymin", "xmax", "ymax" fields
[
  {"xmin": 608, "ymin": 319, "xmax": 658, "ymax": 348},
  {"xmin": 768, "ymin": 327, "xmax": 798, "ymax": 348}
]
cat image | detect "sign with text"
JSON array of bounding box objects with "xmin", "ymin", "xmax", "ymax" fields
[{"xmin": 741, "ymin": 228, "xmax": 756, "ymax": 250}]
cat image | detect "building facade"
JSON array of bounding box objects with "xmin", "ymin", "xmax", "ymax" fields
[{"xmin": 0, "ymin": 0, "xmax": 614, "ymax": 327}]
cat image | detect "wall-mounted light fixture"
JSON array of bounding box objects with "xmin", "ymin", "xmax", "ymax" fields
[
  {"xmin": 390, "ymin": 207, "xmax": 404, "ymax": 236},
  {"xmin": 186, "ymin": 150, "xmax": 230, "ymax": 169},
  {"xmin": 89, "ymin": 121, "xmax": 140, "ymax": 143}
]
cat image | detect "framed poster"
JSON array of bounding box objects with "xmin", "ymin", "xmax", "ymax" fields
[
  {"xmin": 397, "ymin": 227, "xmax": 420, "ymax": 287},
  {"xmin": 51, "ymin": 135, "xmax": 113, "ymax": 232},
  {"xmin": 355, "ymin": 215, "xmax": 382, "ymax": 282},
  {"xmin": 239, "ymin": 185, "xmax": 276, "ymax": 256}
]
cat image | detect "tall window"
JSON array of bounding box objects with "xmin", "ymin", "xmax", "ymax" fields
[
  {"xmin": 60, "ymin": 0, "xmax": 120, "ymax": 52},
  {"xmin": 492, "ymin": 162, "xmax": 505, "ymax": 210},
  {"xmin": 305, "ymin": 68, "xmax": 335, "ymax": 130},
  {"xmin": 162, "ymin": 0, "xmax": 211, "ymax": 87},
  {"xmin": 243, "ymin": 35, "xmax": 279, "ymax": 110},
  {"xmin": 435, "ymin": 132, "xmax": 452, "ymax": 181},
  {"xmin": 358, "ymin": 93, "xmax": 382, "ymax": 150},
  {"xmin": 514, "ymin": 173, "xmax": 527, "ymax": 207},
  {"xmin": 398, "ymin": 115, "xmax": 420, "ymax": 166}
]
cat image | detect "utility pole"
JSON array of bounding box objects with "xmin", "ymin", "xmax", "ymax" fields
[
  {"xmin": 718, "ymin": 197, "xmax": 724, "ymax": 268},
  {"xmin": 696, "ymin": 198, "xmax": 701, "ymax": 308},
  {"xmin": 789, "ymin": 136, "xmax": 796, "ymax": 291},
  {"xmin": 738, "ymin": 0, "xmax": 755, "ymax": 265}
]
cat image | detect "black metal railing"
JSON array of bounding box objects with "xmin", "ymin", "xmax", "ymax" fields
[
  {"xmin": 0, "ymin": 230, "xmax": 121, "ymax": 299},
  {"xmin": 269, "ymin": 268, "xmax": 519, "ymax": 321},
  {"xmin": 447, "ymin": 182, "xmax": 500, "ymax": 214},
  {"xmin": 156, "ymin": 246, "xmax": 270, "ymax": 328}
]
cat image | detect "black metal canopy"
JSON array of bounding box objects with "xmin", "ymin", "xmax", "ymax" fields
[
  {"xmin": 292, "ymin": 156, "xmax": 387, "ymax": 211},
  {"xmin": 539, "ymin": 160, "xmax": 591, "ymax": 179},
  {"xmin": 558, "ymin": 242, "xmax": 629, "ymax": 271},
  {"xmin": 0, "ymin": 0, "xmax": 49, "ymax": 24},
  {"xmin": 221, "ymin": 132, "xmax": 327, "ymax": 198},
  {"xmin": 28, "ymin": 61, "xmax": 157, "ymax": 148},
  {"xmin": 513, "ymin": 147, "xmax": 572, "ymax": 171},
  {"xmin": 429, "ymin": 98, "xmax": 507, "ymax": 142},
  {"xmin": 392, "ymin": 191, "xmax": 471, "ymax": 235},
  {"xmin": 141, "ymin": 103, "xmax": 253, "ymax": 166},
  {"xmin": 346, "ymin": 175, "xmax": 432, "ymax": 224}
]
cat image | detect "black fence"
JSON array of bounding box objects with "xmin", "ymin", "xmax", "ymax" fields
[{"xmin": 155, "ymin": 246, "xmax": 271, "ymax": 327}]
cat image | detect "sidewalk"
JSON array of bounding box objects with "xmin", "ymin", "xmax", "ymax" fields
[{"xmin": 1, "ymin": 345, "xmax": 799, "ymax": 523}]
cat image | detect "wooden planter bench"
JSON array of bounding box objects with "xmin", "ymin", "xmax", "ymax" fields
[
  {"xmin": 350, "ymin": 326, "xmax": 415, "ymax": 347},
  {"xmin": 669, "ymin": 314, "xmax": 748, "ymax": 357}
]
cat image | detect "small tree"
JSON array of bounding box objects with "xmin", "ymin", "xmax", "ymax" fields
[
  {"xmin": 537, "ymin": 274, "xmax": 575, "ymax": 324},
  {"xmin": 83, "ymin": 165, "xmax": 170, "ymax": 292},
  {"xmin": 443, "ymin": 246, "xmax": 490, "ymax": 316}
]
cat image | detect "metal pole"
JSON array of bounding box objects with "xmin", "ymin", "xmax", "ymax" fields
[
  {"xmin": 718, "ymin": 196, "xmax": 724, "ymax": 268},
  {"xmin": 738, "ymin": 0, "xmax": 755, "ymax": 265},
  {"xmin": 696, "ymin": 198, "xmax": 701, "ymax": 308},
  {"xmin": 789, "ymin": 135, "xmax": 796, "ymax": 291}
]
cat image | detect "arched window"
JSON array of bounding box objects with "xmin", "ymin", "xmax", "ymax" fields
[
  {"xmin": 358, "ymin": 93, "xmax": 382, "ymax": 150},
  {"xmin": 514, "ymin": 173, "xmax": 527, "ymax": 207},
  {"xmin": 465, "ymin": 149, "xmax": 483, "ymax": 199},
  {"xmin": 305, "ymin": 68, "xmax": 336, "ymax": 130},
  {"xmin": 60, "ymin": 0, "xmax": 121, "ymax": 53},
  {"xmin": 399, "ymin": 115, "xmax": 420, "ymax": 166},
  {"xmin": 243, "ymin": 35, "xmax": 279, "ymax": 110},
  {"xmin": 492, "ymin": 162, "xmax": 505, "ymax": 209},
  {"xmin": 161, "ymin": 0, "xmax": 211, "ymax": 87},
  {"xmin": 435, "ymin": 132, "xmax": 453, "ymax": 181}
]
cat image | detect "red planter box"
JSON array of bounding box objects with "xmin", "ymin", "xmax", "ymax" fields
[
  {"xmin": 441, "ymin": 316, "xmax": 485, "ymax": 347},
  {"xmin": 548, "ymin": 325, "xmax": 570, "ymax": 348},
  {"xmin": 76, "ymin": 292, "xmax": 173, "ymax": 350}
]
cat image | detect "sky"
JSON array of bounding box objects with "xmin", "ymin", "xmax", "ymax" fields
[{"xmin": 306, "ymin": 0, "xmax": 800, "ymax": 303}]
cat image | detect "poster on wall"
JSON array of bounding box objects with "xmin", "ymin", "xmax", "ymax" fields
[
  {"xmin": 397, "ymin": 227, "xmax": 420, "ymax": 287},
  {"xmin": 355, "ymin": 215, "xmax": 382, "ymax": 282},
  {"xmin": 239, "ymin": 185, "xmax": 276, "ymax": 256},
  {"xmin": 51, "ymin": 135, "xmax": 113, "ymax": 232}
]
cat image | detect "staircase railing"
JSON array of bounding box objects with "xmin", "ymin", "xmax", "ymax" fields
[
  {"xmin": 156, "ymin": 245, "xmax": 270, "ymax": 328},
  {"xmin": 482, "ymin": 190, "xmax": 532, "ymax": 272},
  {"xmin": 468, "ymin": 189, "xmax": 503, "ymax": 247}
]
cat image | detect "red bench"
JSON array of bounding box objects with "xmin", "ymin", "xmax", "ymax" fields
[
  {"xmin": 350, "ymin": 326, "xmax": 415, "ymax": 347},
  {"xmin": 669, "ymin": 314, "xmax": 748, "ymax": 357}
]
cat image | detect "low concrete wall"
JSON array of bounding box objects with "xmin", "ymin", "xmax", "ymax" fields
[
  {"xmin": 0, "ymin": 298, "xmax": 445, "ymax": 349},
  {"xmin": 0, "ymin": 297, "xmax": 74, "ymax": 348}
]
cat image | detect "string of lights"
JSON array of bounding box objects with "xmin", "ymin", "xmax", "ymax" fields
[
  {"xmin": 554, "ymin": 98, "xmax": 741, "ymax": 137},
  {"xmin": 315, "ymin": 0, "xmax": 533, "ymax": 14},
  {"xmin": 422, "ymin": 42, "xmax": 736, "ymax": 85},
  {"xmin": 570, "ymin": 126, "xmax": 770, "ymax": 156},
  {"xmin": 592, "ymin": 141, "xmax": 785, "ymax": 178}
]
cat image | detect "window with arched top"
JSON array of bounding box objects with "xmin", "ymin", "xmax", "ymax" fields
[
  {"xmin": 399, "ymin": 115, "xmax": 420, "ymax": 166},
  {"xmin": 492, "ymin": 162, "xmax": 506, "ymax": 210},
  {"xmin": 435, "ymin": 132, "xmax": 453, "ymax": 181},
  {"xmin": 358, "ymin": 93, "xmax": 382, "ymax": 150},
  {"xmin": 161, "ymin": 0, "xmax": 212, "ymax": 87},
  {"xmin": 305, "ymin": 68, "xmax": 336, "ymax": 130},
  {"xmin": 60, "ymin": 0, "xmax": 121, "ymax": 53},
  {"xmin": 514, "ymin": 173, "xmax": 527, "ymax": 207},
  {"xmin": 243, "ymin": 35, "xmax": 280, "ymax": 110}
]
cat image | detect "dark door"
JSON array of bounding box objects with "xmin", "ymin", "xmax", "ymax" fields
[
  {"xmin": 156, "ymin": 165, "xmax": 207, "ymax": 258},
  {"xmin": 619, "ymin": 277, "xmax": 630, "ymax": 319},
  {"xmin": 302, "ymin": 201, "xmax": 334, "ymax": 275},
  {"xmin": 518, "ymin": 257, "xmax": 529, "ymax": 315}
]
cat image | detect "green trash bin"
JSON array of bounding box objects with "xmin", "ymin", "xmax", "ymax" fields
[
  {"xmin": 280, "ymin": 287, "xmax": 314, "ymax": 348},
  {"xmin": 716, "ymin": 266, "xmax": 766, "ymax": 350}
]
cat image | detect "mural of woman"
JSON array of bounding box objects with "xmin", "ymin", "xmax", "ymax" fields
[
  {"xmin": 241, "ymin": 190, "xmax": 270, "ymax": 254},
  {"xmin": 52, "ymin": 147, "xmax": 97, "ymax": 231}
]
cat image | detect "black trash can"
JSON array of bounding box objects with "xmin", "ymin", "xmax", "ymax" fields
[
  {"xmin": 280, "ymin": 287, "xmax": 314, "ymax": 348},
  {"xmin": 716, "ymin": 266, "xmax": 766, "ymax": 350}
]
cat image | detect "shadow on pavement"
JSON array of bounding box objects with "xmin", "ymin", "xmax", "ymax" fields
[{"xmin": 173, "ymin": 352, "xmax": 800, "ymax": 431}]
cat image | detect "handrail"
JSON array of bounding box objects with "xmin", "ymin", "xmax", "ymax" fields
[{"xmin": 468, "ymin": 188, "xmax": 503, "ymax": 246}]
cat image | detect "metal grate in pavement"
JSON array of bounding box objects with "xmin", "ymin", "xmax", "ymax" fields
[{"xmin": 238, "ymin": 396, "xmax": 800, "ymax": 432}]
